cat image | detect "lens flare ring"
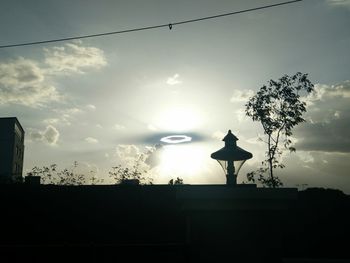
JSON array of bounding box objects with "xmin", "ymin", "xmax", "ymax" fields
[{"xmin": 160, "ymin": 135, "xmax": 192, "ymax": 144}]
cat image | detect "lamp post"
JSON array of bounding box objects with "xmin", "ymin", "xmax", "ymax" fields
[{"xmin": 211, "ymin": 130, "xmax": 253, "ymax": 185}]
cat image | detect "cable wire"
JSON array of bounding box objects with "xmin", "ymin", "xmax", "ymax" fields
[{"xmin": 0, "ymin": 0, "xmax": 302, "ymax": 49}]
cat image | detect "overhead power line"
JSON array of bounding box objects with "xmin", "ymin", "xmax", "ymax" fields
[{"xmin": 0, "ymin": 0, "xmax": 302, "ymax": 49}]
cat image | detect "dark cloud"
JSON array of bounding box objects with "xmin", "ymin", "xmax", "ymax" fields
[
  {"xmin": 295, "ymin": 120, "xmax": 350, "ymax": 152},
  {"xmin": 295, "ymin": 81, "xmax": 350, "ymax": 153}
]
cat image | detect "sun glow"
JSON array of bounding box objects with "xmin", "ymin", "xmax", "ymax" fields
[
  {"xmin": 155, "ymin": 144, "xmax": 207, "ymax": 182},
  {"xmin": 154, "ymin": 107, "xmax": 202, "ymax": 131}
]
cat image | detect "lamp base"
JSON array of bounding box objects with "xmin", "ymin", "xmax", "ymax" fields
[{"xmin": 226, "ymin": 174, "xmax": 237, "ymax": 185}]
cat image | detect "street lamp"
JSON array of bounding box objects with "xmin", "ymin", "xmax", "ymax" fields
[{"xmin": 211, "ymin": 130, "xmax": 253, "ymax": 185}]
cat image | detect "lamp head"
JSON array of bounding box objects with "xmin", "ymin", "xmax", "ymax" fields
[{"xmin": 211, "ymin": 130, "xmax": 253, "ymax": 185}]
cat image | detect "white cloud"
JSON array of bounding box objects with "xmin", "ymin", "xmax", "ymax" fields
[
  {"xmin": 303, "ymin": 81, "xmax": 350, "ymax": 123},
  {"xmin": 28, "ymin": 125, "xmax": 60, "ymax": 145},
  {"xmin": 44, "ymin": 42, "xmax": 107, "ymax": 75},
  {"xmin": 235, "ymin": 108, "xmax": 247, "ymax": 123},
  {"xmin": 230, "ymin": 89, "xmax": 254, "ymax": 103},
  {"xmin": 246, "ymin": 136, "xmax": 265, "ymax": 146},
  {"xmin": 114, "ymin": 124, "xmax": 125, "ymax": 130},
  {"xmin": 0, "ymin": 41, "xmax": 107, "ymax": 107},
  {"xmin": 305, "ymin": 81, "xmax": 350, "ymax": 107},
  {"xmin": 323, "ymin": 81, "xmax": 350, "ymax": 98},
  {"xmin": 43, "ymin": 118, "xmax": 60, "ymax": 125},
  {"xmin": 116, "ymin": 144, "xmax": 141, "ymax": 160},
  {"xmin": 0, "ymin": 57, "xmax": 59, "ymax": 107},
  {"xmin": 59, "ymin": 107, "xmax": 84, "ymax": 115},
  {"xmin": 147, "ymin": 124, "xmax": 157, "ymax": 131},
  {"xmin": 212, "ymin": 131, "xmax": 225, "ymax": 141},
  {"xmin": 166, "ymin": 73, "xmax": 182, "ymax": 85},
  {"xmin": 50, "ymin": 107, "xmax": 84, "ymax": 126},
  {"xmin": 326, "ymin": 0, "xmax": 350, "ymax": 7},
  {"xmin": 86, "ymin": 104, "xmax": 96, "ymax": 111},
  {"xmin": 74, "ymin": 161, "xmax": 99, "ymax": 174},
  {"xmin": 115, "ymin": 144, "xmax": 144, "ymax": 167},
  {"xmin": 71, "ymin": 161, "xmax": 101, "ymax": 184},
  {"xmin": 85, "ymin": 137, "xmax": 99, "ymax": 144},
  {"xmin": 297, "ymin": 151, "xmax": 315, "ymax": 163},
  {"xmin": 96, "ymin": 124, "xmax": 103, "ymax": 129},
  {"xmin": 334, "ymin": 110, "xmax": 340, "ymax": 119},
  {"xmin": 114, "ymin": 144, "xmax": 152, "ymax": 176}
]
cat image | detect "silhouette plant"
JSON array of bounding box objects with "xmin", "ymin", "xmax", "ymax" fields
[
  {"xmin": 245, "ymin": 72, "xmax": 314, "ymax": 187},
  {"xmin": 109, "ymin": 153, "xmax": 153, "ymax": 185},
  {"xmin": 168, "ymin": 177, "xmax": 184, "ymax": 185},
  {"xmin": 27, "ymin": 161, "xmax": 88, "ymax": 185}
]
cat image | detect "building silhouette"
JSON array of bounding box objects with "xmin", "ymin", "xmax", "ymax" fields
[{"xmin": 0, "ymin": 117, "xmax": 25, "ymax": 183}]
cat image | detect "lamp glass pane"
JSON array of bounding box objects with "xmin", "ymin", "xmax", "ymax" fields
[
  {"xmin": 216, "ymin": 160, "xmax": 246, "ymax": 175},
  {"xmin": 217, "ymin": 160, "xmax": 227, "ymax": 175},
  {"xmin": 233, "ymin": 160, "xmax": 246, "ymax": 175}
]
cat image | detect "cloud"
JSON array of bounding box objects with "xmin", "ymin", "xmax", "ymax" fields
[
  {"xmin": 28, "ymin": 125, "xmax": 60, "ymax": 145},
  {"xmin": 0, "ymin": 41, "xmax": 107, "ymax": 107},
  {"xmin": 295, "ymin": 81, "xmax": 350, "ymax": 153},
  {"xmin": 212, "ymin": 131, "xmax": 225, "ymax": 141},
  {"xmin": 296, "ymin": 120, "xmax": 350, "ymax": 152},
  {"xmin": 297, "ymin": 151, "xmax": 315, "ymax": 163},
  {"xmin": 166, "ymin": 73, "xmax": 182, "ymax": 85},
  {"xmin": 44, "ymin": 42, "xmax": 107, "ymax": 75},
  {"xmin": 49, "ymin": 107, "xmax": 84, "ymax": 126},
  {"xmin": 43, "ymin": 118, "xmax": 60, "ymax": 125},
  {"xmin": 230, "ymin": 89, "xmax": 254, "ymax": 103},
  {"xmin": 113, "ymin": 144, "xmax": 156, "ymax": 182},
  {"xmin": 305, "ymin": 81, "xmax": 350, "ymax": 107},
  {"xmin": 44, "ymin": 126, "xmax": 60, "ymax": 144},
  {"xmin": 115, "ymin": 144, "xmax": 149, "ymax": 168},
  {"xmin": 57, "ymin": 107, "xmax": 84, "ymax": 115},
  {"xmin": 326, "ymin": 0, "xmax": 350, "ymax": 8},
  {"xmin": 235, "ymin": 108, "xmax": 247, "ymax": 123},
  {"xmin": 147, "ymin": 124, "xmax": 157, "ymax": 131},
  {"xmin": 115, "ymin": 144, "xmax": 141, "ymax": 161},
  {"xmin": 86, "ymin": 104, "xmax": 96, "ymax": 111},
  {"xmin": 85, "ymin": 137, "xmax": 99, "ymax": 144},
  {"xmin": 114, "ymin": 124, "xmax": 125, "ymax": 130},
  {"xmin": 74, "ymin": 161, "xmax": 99, "ymax": 175},
  {"xmin": 0, "ymin": 57, "xmax": 59, "ymax": 106}
]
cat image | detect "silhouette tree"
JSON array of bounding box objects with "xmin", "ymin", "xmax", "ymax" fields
[
  {"xmin": 109, "ymin": 153, "xmax": 153, "ymax": 185},
  {"xmin": 245, "ymin": 72, "xmax": 314, "ymax": 187},
  {"xmin": 168, "ymin": 177, "xmax": 184, "ymax": 185},
  {"xmin": 27, "ymin": 161, "xmax": 89, "ymax": 185}
]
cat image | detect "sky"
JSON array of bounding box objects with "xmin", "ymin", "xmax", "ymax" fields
[{"xmin": 0, "ymin": 0, "xmax": 350, "ymax": 192}]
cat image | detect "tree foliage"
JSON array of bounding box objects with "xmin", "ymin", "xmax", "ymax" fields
[
  {"xmin": 108, "ymin": 153, "xmax": 153, "ymax": 185},
  {"xmin": 26, "ymin": 161, "xmax": 92, "ymax": 185},
  {"xmin": 168, "ymin": 177, "xmax": 184, "ymax": 185},
  {"xmin": 245, "ymin": 72, "xmax": 314, "ymax": 187}
]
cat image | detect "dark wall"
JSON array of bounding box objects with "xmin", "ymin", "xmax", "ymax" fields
[
  {"xmin": 0, "ymin": 118, "xmax": 25, "ymax": 182},
  {"xmin": 0, "ymin": 185, "xmax": 349, "ymax": 262},
  {"xmin": 0, "ymin": 119, "xmax": 15, "ymax": 176}
]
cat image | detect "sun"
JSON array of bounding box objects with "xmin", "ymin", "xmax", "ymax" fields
[{"xmin": 155, "ymin": 144, "xmax": 208, "ymax": 183}]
